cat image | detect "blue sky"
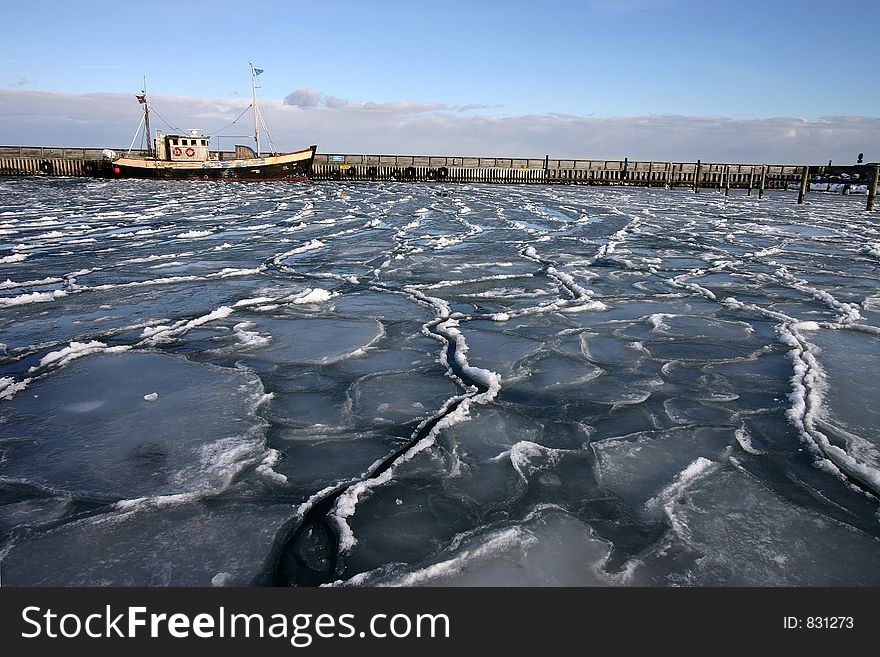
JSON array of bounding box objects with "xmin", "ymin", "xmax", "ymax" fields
[{"xmin": 2, "ymin": 0, "xmax": 879, "ymax": 160}]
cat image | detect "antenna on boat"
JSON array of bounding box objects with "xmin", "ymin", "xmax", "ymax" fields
[
  {"xmin": 250, "ymin": 62, "xmax": 261, "ymax": 156},
  {"xmin": 142, "ymin": 75, "xmax": 153, "ymax": 157}
]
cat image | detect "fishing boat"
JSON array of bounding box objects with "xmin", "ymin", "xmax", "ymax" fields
[{"xmin": 100, "ymin": 65, "xmax": 316, "ymax": 181}]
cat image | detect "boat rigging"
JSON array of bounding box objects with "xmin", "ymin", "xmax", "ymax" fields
[{"xmin": 101, "ymin": 66, "xmax": 316, "ymax": 181}]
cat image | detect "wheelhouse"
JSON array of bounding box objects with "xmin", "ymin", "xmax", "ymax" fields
[{"xmin": 156, "ymin": 130, "xmax": 212, "ymax": 162}]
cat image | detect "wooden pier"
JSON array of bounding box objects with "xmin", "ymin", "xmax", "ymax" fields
[
  {"xmin": 1, "ymin": 145, "xmax": 877, "ymax": 210},
  {"xmin": 0, "ymin": 146, "xmax": 106, "ymax": 177},
  {"xmin": 312, "ymin": 153, "xmax": 802, "ymax": 190}
]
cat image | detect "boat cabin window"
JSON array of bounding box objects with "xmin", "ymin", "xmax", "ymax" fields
[{"xmin": 167, "ymin": 137, "xmax": 206, "ymax": 150}]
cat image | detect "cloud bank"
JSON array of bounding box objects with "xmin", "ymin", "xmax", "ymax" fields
[{"xmin": 1, "ymin": 88, "xmax": 877, "ymax": 164}]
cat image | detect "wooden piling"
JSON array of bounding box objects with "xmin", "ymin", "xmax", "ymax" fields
[
  {"xmin": 747, "ymin": 166, "xmax": 754, "ymax": 195},
  {"xmin": 868, "ymin": 164, "xmax": 879, "ymax": 211},
  {"xmin": 758, "ymin": 165, "xmax": 767, "ymax": 199},
  {"xmin": 694, "ymin": 160, "xmax": 701, "ymax": 193},
  {"xmin": 797, "ymin": 165, "xmax": 810, "ymax": 204}
]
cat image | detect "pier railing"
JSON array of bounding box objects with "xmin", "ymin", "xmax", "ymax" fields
[
  {"xmin": 312, "ymin": 154, "xmax": 802, "ymax": 189},
  {"xmin": 1, "ymin": 146, "xmax": 877, "ymax": 210}
]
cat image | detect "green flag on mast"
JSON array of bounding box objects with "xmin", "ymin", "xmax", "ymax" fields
[{"xmin": 254, "ymin": 68, "xmax": 264, "ymax": 76}]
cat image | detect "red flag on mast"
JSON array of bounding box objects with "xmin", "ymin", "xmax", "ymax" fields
[{"xmin": 136, "ymin": 94, "xmax": 146, "ymax": 104}]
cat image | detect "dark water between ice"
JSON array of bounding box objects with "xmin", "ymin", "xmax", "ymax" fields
[{"xmin": 1, "ymin": 177, "xmax": 879, "ymax": 586}]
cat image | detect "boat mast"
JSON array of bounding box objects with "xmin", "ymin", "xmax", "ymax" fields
[
  {"xmin": 142, "ymin": 75, "xmax": 153, "ymax": 157},
  {"xmin": 250, "ymin": 62, "xmax": 260, "ymax": 156}
]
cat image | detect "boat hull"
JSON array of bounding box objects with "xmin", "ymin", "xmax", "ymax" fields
[{"xmin": 100, "ymin": 146, "xmax": 316, "ymax": 181}]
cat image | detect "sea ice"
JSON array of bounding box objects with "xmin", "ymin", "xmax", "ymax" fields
[
  {"xmin": 0, "ymin": 500, "xmax": 293, "ymax": 586},
  {"xmin": 341, "ymin": 507, "xmax": 613, "ymax": 587},
  {"xmin": 592, "ymin": 427, "xmax": 736, "ymax": 516},
  {"xmin": 0, "ymin": 352, "xmax": 271, "ymax": 499},
  {"xmin": 630, "ymin": 467, "xmax": 880, "ymax": 586}
]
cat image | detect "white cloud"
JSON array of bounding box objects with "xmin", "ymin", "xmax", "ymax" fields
[
  {"xmin": 1, "ymin": 89, "xmax": 877, "ymax": 164},
  {"xmin": 323, "ymin": 95, "xmax": 348, "ymax": 109},
  {"xmin": 283, "ymin": 88, "xmax": 445, "ymax": 113},
  {"xmin": 284, "ymin": 88, "xmax": 322, "ymax": 108}
]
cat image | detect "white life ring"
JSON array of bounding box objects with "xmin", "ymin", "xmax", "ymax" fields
[
  {"xmin": 172, "ymin": 147, "xmax": 182, "ymax": 157},
  {"xmin": 185, "ymin": 147, "xmax": 195, "ymax": 157}
]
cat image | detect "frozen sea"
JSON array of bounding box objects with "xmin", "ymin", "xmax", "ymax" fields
[{"xmin": 1, "ymin": 177, "xmax": 879, "ymax": 587}]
